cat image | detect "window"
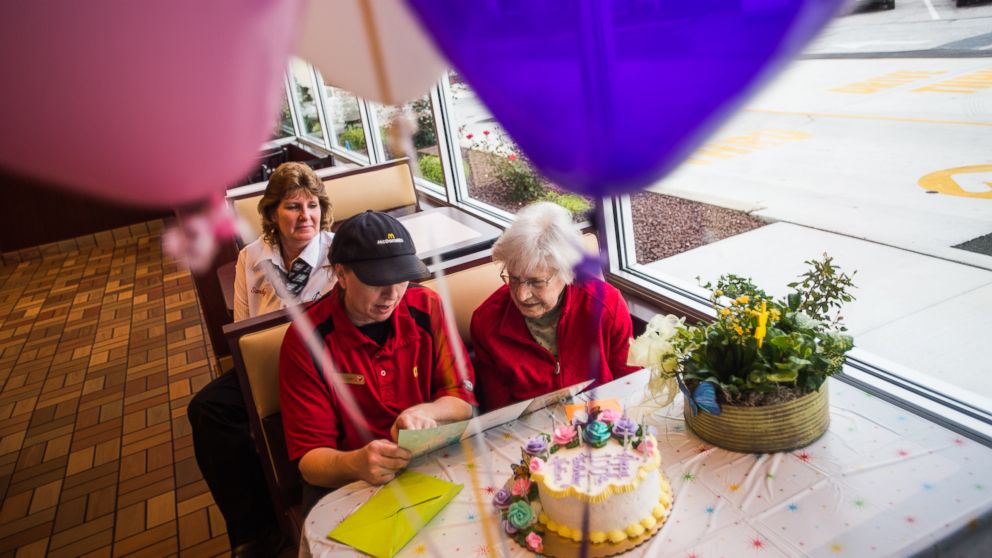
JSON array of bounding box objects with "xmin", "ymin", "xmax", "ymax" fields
[
  {"xmin": 288, "ymin": 58, "xmax": 326, "ymax": 145},
  {"xmin": 323, "ymin": 85, "xmax": 370, "ymax": 161},
  {"xmin": 273, "ymin": 94, "xmax": 295, "ymax": 140},
  {"xmin": 606, "ymin": 5, "xmax": 992, "ymax": 421},
  {"xmin": 442, "ymin": 71, "xmax": 593, "ymax": 221},
  {"xmin": 373, "ymin": 94, "xmax": 446, "ymax": 191}
]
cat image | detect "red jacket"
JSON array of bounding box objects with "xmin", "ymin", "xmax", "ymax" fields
[
  {"xmin": 280, "ymin": 284, "xmax": 476, "ymax": 460},
  {"xmin": 470, "ymin": 279, "xmax": 637, "ymax": 412}
]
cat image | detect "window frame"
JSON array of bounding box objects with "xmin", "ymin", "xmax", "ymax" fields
[{"xmin": 286, "ymin": 61, "xmax": 329, "ymax": 148}]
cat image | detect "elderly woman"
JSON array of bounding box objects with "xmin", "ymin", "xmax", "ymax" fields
[
  {"xmin": 188, "ymin": 161, "xmax": 335, "ymax": 556},
  {"xmin": 470, "ymin": 202, "xmax": 638, "ymax": 412},
  {"xmin": 234, "ymin": 161, "xmax": 335, "ymax": 320}
]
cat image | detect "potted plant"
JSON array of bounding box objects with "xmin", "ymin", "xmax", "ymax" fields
[{"xmin": 629, "ymin": 253, "xmax": 856, "ymax": 452}]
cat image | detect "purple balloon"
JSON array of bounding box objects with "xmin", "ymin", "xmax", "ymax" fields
[{"xmin": 406, "ymin": 0, "xmax": 842, "ymax": 197}]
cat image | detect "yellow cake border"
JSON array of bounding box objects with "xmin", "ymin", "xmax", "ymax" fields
[{"xmin": 536, "ymin": 474, "xmax": 673, "ymax": 544}]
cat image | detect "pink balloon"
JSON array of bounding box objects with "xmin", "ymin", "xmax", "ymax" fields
[{"xmin": 0, "ymin": 1, "xmax": 305, "ymax": 207}]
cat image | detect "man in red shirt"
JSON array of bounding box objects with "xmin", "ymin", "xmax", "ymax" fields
[{"xmin": 279, "ymin": 211, "xmax": 476, "ymax": 511}]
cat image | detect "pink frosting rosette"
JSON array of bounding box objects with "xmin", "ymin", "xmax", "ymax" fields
[
  {"xmin": 552, "ymin": 425, "xmax": 577, "ymax": 445},
  {"xmin": 636, "ymin": 436, "xmax": 657, "ymax": 455},
  {"xmin": 529, "ymin": 457, "xmax": 544, "ymax": 474},
  {"xmin": 511, "ymin": 477, "xmax": 531, "ymax": 497},
  {"xmin": 526, "ymin": 532, "xmax": 544, "ymax": 552},
  {"xmin": 598, "ymin": 408, "xmax": 622, "ymax": 423}
]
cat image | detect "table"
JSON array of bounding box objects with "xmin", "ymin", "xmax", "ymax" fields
[
  {"xmin": 304, "ymin": 370, "xmax": 992, "ymax": 557},
  {"xmin": 400, "ymin": 206, "xmax": 501, "ymax": 264},
  {"xmin": 218, "ymin": 206, "xmax": 502, "ymax": 315}
]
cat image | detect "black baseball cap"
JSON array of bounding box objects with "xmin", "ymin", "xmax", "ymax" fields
[{"xmin": 329, "ymin": 211, "xmax": 429, "ymax": 286}]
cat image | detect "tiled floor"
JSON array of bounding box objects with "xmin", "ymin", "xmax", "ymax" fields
[{"xmin": 0, "ymin": 221, "xmax": 230, "ymax": 557}]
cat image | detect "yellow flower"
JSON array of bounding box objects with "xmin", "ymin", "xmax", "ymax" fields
[
  {"xmin": 754, "ymin": 301, "xmax": 769, "ymax": 348},
  {"xmin": 734, "ymin": 325, "xmax": 744, "ymax": 336},
  {"xmin": 713, "ymin": 290, "xmax": 723, "ymax": 297},
  {"xmin": 719, "ymin": 308, "xmax": 731, "ymax": 316},
  {"xmin": 770, "ymin": 309, "xmax": 781, "ymax": 321}
]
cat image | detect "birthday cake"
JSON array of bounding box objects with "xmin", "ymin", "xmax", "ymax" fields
[{"xmin": 493, "ymin": 410, "xmax": 673, "ymax": 553}]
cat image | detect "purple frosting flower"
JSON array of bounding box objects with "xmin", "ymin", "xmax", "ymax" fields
[
  {"xmin": 613, "ymin": 416, "xmax": 638, "ymax": 438},
  {"xmin": 492, "ymin": 488, "xmax": 512, "ymax": 510},
  {"xmin": 524, "ymin": 436, "xmax": 548, "ymax": 456},
  {"xmin": 502, "ymin": 519, "xmax": 519, "ymax": 535}
]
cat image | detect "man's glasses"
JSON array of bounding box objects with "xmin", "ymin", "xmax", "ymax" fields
[{"xmin": 500, "ymin": 272, "xmax": 553, "ymax": 292}]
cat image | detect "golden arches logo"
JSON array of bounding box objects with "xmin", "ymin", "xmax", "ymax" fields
[
  {"xmin": 386, "ymin": 232, "xmax": 396, "ymax": 239},
  {"xmin": 918, "ymin": 165, "xmax": 992, "ymax": 199}
]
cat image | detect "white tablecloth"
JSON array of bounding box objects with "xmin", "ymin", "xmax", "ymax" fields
[{"xmin": 304, "ymin": 371, "xmax": 992, "ymax": 557}]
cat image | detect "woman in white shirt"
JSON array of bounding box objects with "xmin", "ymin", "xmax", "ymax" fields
[
  {"xmin": 189, "ymin": 161, "xmax": 337, "ymax": 556},
  {"xmin": 234, "ymin": 162, "xmax": 336, "ymax": 321}
]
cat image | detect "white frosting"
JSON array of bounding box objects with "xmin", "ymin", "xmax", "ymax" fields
[
  {"xmin": 538, "ymin": 467, "xmax": 662, "ymax": 536},
  {"xmin": 538, "ymin": 438, "xmax": 650, "ymax": 496}
]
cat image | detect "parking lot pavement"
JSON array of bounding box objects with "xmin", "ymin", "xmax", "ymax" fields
[
  {"xmin": 810, "ymin": 0, "xmax": 992, "ymax": 55},
  {"xmin": 646, "ymin": 57, "xmax": 992, "ymax": 270}
]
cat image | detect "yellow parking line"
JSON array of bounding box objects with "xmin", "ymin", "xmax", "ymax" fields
[
  {"xmin": 831, "ymin": 70, "xmax": 946, "ymax": 94},
  {"xmin": 688, "ymin": 129, "xmax": 810, "ymax": 165},
  {"xmin": 745, "ymin": 109, "xmax": 992, "ymax": 127}
]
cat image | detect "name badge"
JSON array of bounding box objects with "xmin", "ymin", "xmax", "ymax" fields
[{"xmin": 336, "ymin": 373, "xmax": 366, "ymax": 386}]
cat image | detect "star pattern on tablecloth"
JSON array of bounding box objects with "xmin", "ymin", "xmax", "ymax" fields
[
  {"xmin": 787, "ymin": 503, "xmax": 799, "ymax": 512},
  {"xmin": 797, "ymin": 451, "xmax": 811, "ymax": 462},
  {"xmin": 704, "ymin": 505, "xmax": 715, "ymax": 514},
  {"xmin": 922, "ymin": 483, "xmax": 934, "ymax": 491},
  {"xmin": 853, "ymin": 499, "xmax": 866, "ymax": 509},
  {"xmin": 413, "ymin": 544, "xmax": 427, "ymax": 554},
  {"xmin": 830, "ymin": 543, "xmax": 843, "ymax": 553},
  {"xmin": 682, "ymin": 472, "xmax": 696, "ymax": 482},
  {"xmin": 484, "ymin": 485, "xmax": 496, "ymax": 496},
  {"xmin": 905, "ymin": 516, "xmax": 916, "ymax": 524},
  {"xmin": 729, "ymin": 483, "xmax": 740, "ymax": 492},
  {"xmin": 750, "ymin": 536, "xmax": 765, "ymax": 550}
]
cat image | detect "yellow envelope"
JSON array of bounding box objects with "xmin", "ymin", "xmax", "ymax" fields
[{"xmin": 329, "ymin": 470, "xmax": 462, "ymax": 558}]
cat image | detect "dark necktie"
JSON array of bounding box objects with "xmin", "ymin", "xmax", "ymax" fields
[{"xmin": 284, "ymin": 259, "xmax": 312, "ymax": 296}]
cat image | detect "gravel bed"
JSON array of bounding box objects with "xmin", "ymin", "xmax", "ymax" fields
[{"xmin": 631, "ymin": 192, "xmax": 767, "ymax": 264}]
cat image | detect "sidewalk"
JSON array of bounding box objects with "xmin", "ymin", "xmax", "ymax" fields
[{"xmin": 642, "ymin": 222, "xmax": 992, "ymax": 400}]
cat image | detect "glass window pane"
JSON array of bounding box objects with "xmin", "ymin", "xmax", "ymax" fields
[
  {"xmin": 273, "ymin": 95, "xmax": 294, "ymax": 139},
  {"xmin": 324, "ymin": 86, "xmax": 368, "ymax": 158},
  {"xmin": 375, "ymin": 95, "xmax": 445, "ymax": 187},
  {"xmin": 289, "ymin": 58, "xmax": 323, "ymax": 144},
  {"xmin": 446, "ymin": 71, "xmax": 592, "ymax": 219},
  {"xmin": 622, "ymin": 7, "xmax": 992, "ymax": 406}
]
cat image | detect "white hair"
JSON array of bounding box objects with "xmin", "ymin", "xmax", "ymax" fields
[{"xmin": 492, "ymin": 202, "xmax": 583, "ymax": 284}]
